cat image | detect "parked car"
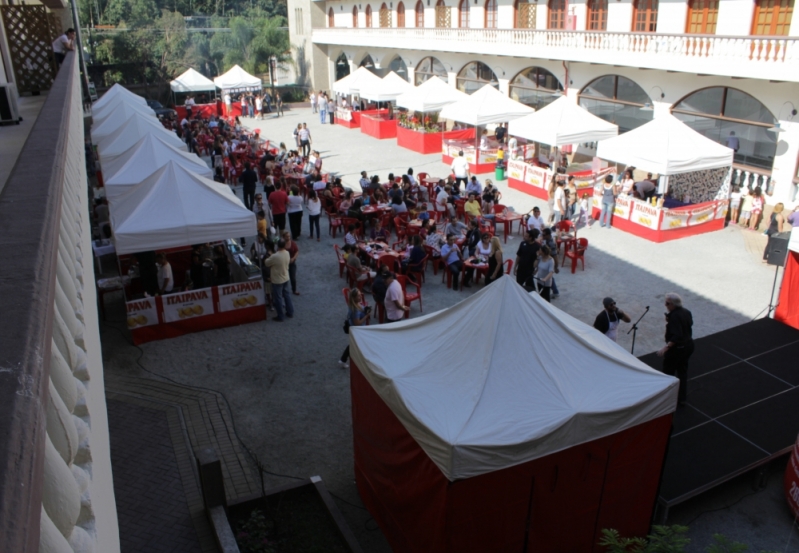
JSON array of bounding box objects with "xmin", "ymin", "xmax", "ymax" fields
[{"xmin": 146, "ymin": 100, "xmax": 176, "ymax": 119}]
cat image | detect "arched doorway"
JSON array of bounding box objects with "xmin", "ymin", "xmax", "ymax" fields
[
  {"xmin": 380, "ymin": 2, "xmax": 391, "ymax": 26},
  {"xmin": 388, "ymin": 57, "xmax": 409, "ymax": 81},
  {"xmin": 509, "ymin": 67, "xmax": 563, "ymax": 110},
  {"xmin": 353, "ymin": 5, "xmax": 359, "ymax": 27},
  {"xmin": 485, "ymin": 0, "xmax": 498, "ymax": 28},
  {"xmin": 397, "ymin": 2, "xmax": 406, "ymax": 26},
  {"xmin": 548, "ymin": 0, "xmax": 566, "ymax": 28},
  {"xmin": 365, "ymin": 4, "xmax": 373, "ymax": 27},
  {"xmin": 514, "ymin": 0, "xmax": 536, "ymax": 28},
  {"xmin": 329, "ymin": 7, "xmax": 335, "ymax": 27},
  {"xmin": 671, "ymin": 87, "xmax": 777, "ymax": 170},
  {"xmin": 359, "ymin": 54, "xmax": 376, "ymax": 71},
  {"xmin": 456, "ymin": 61, "xmax": 497, "ymax": 95},
  {"xmin": 335, "ymin": 53, "xmax": 351, "ymax": 81},
  {"xmin": 416, "ymin": 0, "xmax": 425, "ymax": 26},
  {"xmin": 415, "ymin": 56, "xmax": 448, "ymax": 85},
  {"xmin": 587, "ymin": 0, "xmax": 608, "ymax": 30},
  {"xmin": 459, "ymin": 0, "xmax": 470, "ymax": 27},
  {"xmin": 578, "ymin": 75, "xmax": 653, "ymax": 133}
]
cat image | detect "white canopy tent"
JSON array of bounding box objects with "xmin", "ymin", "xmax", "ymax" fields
[
  {"xmin": 96, "ymin": 117, "xmax": 187, "ymax": 168},
  {"xmin": 170, "ymin": 68, "xmax": 217, "ymax": 93},
  {"xmin": 92, "ymin": 84, "xmax": 146, "ymax": 111},
  {"xmin": 438, "ymin": 84, "xmax": 534, "ymax": 127},
  {"xmin": 213, "ymin": 65, "xmax": 262, "ymax": 91},
  {"xmin": 596, "ymin": 114, "xmax": 734, "ymax": 175},
  {"xmin": 507, "ymin": 96, "xmax": 619, "ymax": 146},
  {"xmin": 103, "ymin": 133, "xmax": 212, "ymax": 198},
  {"xmin": 395, "ymin": 76, "xmax": 469, "ymax": 113},
  {"xmin": 350, "ymin": 278, "xmax": 678, "ymax": 480},
  {"xmin": 93, "ymin": 96, "xmax": 156, "ymax": 127},
  {"xmin": 110, "ymin": 161, "xmax": 256, "ymax": 255},
  {"xmin": 332, "ymin": 66, "xmax": 382, "ymax": 96},
  {"xmin": 359, "ymin": 71, "xmax": 412, "ymax": 102},
  {"xmin": 91, "ymin": 106, "xmax": 160, "ymax": 143}
]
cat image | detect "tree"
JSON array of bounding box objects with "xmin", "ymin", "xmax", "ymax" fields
[{"xmin": 209, "ymin": 11, "xmax": 289, "ymax": 78}]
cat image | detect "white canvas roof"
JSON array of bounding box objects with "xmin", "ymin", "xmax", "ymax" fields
[
  {"xmin": 350, "ymin": 278, "xmax": 678, "ymax": 480},
  {"xmin": 171, "ymin": 68, "xmax": 217, "ymax": 93},
  {"xmin": 93, "ymin": 96, "xmax": 156, "ymax": 127},
  {"xmin": 91, "ymin": 106, "xmax": 160, "ymax": 143},
  {"xmin": 596, "ymin": 114, "xmax": 734, "ymax": 175},
  {"xmin": 332, "ymin": 66, "xmax": 382, "ymax": 96},
  {"xmin": 359, "ymin": 71, "xmax": 412, "ymax": 102},
  {"xmin": 213, "ymin": 65, "xmax": 262, "ymax": 91},
  {"xmin": 92, "ymin": 84, "xmax": 146, "ymax": 111},
  {"xmin": 110, "ymin": 161, "xmax": 256, "ymax": 255},
  {"xmin": 508, "ymin": 96, "xmax": 619, "ymax": 147},
  {"xmin": 96, "ymin": 117, "xmax": 187, "ymax": 168},
  {"xmin": 439, "ymin": 84, "xmax": 534, "ymax": 127},
  {"xmin": 395, "ymin": 76, "xmax": 468, "ymax": 113},
  {"xmin": 103, "ymin": 133, "xmax": 212, "ymax": 198}
]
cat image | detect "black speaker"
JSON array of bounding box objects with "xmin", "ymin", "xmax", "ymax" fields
[{"xmin": 766, "ymin": 231, "xmax": 791, "ymax": 267}]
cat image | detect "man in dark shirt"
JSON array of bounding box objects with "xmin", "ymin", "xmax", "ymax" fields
[
  {"xmin": 371, "ymin": 265, "xmax": 389, "ymax": 322},
  {"xmin": 657, "ymin": 293, "xmax": 694, "ymax": 403},
  {"xmin": 465, "ymin": 220, "xmax": 481, "ymax": 257},
  {"xmin": 239, "ymin": 162, "xmax": 258, "ymax": 211},
  {"xmin": 514, "ymin": 229, "xmax": 540, "ymax": 290},
  {"xmin": 495, "ymin": 123, "xmax": 506, "ymax": 143},
  {"xmin": 593, "ymin": 297, "xmax": 631, "ymax": 342}
]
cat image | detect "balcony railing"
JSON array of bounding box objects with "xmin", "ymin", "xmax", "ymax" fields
[{"xmin": 312, "ymin": 27, "xmax": 799, "ymax": 81}]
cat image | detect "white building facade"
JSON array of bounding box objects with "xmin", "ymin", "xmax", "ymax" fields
[{"xmin": 288, "ymin": 0, "xmax": 799, "ymax": 205}]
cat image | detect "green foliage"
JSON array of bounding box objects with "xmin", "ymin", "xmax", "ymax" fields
[
  {"xmin": 600, "ymin": 526, "xmax": 779, "ymax": 553},
  {"xmin": 236, "ymin": 509, "xmax": 277, "ymax": 553},
  {"xmin": 78, "ymin": 0, "xmax": 285, "ymax": 26},
  {"xmin": 210, "ymin": 11, "xmax": 289, "ymax": 76}
]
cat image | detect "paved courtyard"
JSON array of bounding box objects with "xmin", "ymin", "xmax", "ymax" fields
[{"xmin": 100, "ymin": 106, "xmax": 798, "ymax": 552}]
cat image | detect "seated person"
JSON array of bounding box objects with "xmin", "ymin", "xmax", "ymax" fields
[
  {"xmin": 391, "ymin": 195, "xmax": 408, "ymax": 215},
  {"xmin": 347, "ymin": 249, "xmax": 375, "ymax": 282},
  {"xmin": 444, "ymin": 215, "xmax": 468, "ymax": 237},
  {"xmin": 347, "ymin": 198, "xmax": 365, "ymax": 221},
  {"xmin": 371, "ymin": 220, "xmax": 390, "ymax": 242},
  {"xmin": 425, "ymin": 228, "xmax": 445, "ymax": 257},
  {"xmin": 344, "ymin": 224, "xmax": 360, "ymax": 246},
  {"xmin": 464, "ymin": 193, "xmax": 483, "ymax": 220},
  {"xmin": 402, "ymin": 235, "xmax": 426, "ymax": 274},
  {"xmin": 387, "ymin": 182, "xmax": 403, "ymax": 201},
  {"xmin": 466, "ymin": 176, "xmax": 483, "ymax": 197},
  {"xmin": 339, "ymin": 191, "xmax": 353, "ymax": 214},
  {"xmin": 526, "ymin": 206, "xmax": 545, "ymax": 233}
]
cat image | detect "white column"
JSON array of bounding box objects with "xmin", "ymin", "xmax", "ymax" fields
[
  {"xmin": 406, "ymin": 66, "xmax": 416, "ymax": 85},
  {"xmin": 447, "ymin": 71, "xmax": 458, "ymax": 88},
  {"xmin": 651, "ymin": 100, "xmax": 671, "ymax": 118},
  {"xmin": 769, "ymin": 120, "xmax": 799, "ymax": 205},
  {"xmin": 498, "ymin": 78, "xmax": 510, "ymax": 96}
]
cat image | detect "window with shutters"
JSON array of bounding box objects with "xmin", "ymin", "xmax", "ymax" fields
[
  {"xmin": 587, "ymin": 0, "xmax": 608, "ymax": 30},
  {"xmin": 686, "ymin": 0, "xmax": 718, "ymax": 33},
  {"xmin": 328, "ymin": 7, "xmax": 334, "ymax": 27},
  {"xmin": 548, "ymin": 0, "xmax": 566, "ymax": 29},
  {"xmin": 353, "ymin": 5, "xmax": 359, "ymax": 27},
  {"xmin": 436, "ymin": 0, "xmax": 451, "ymax": 27},
  {"xmin": 751, "ymin": 0, "xmax": 793, "ymax": 35},
  {"xmin": 379, "ymin": 2, "xmax": 391, "ymax": 26},
  {"xmin": 365, "ymin": 4, "xmax": 373, "ymax": 27},
  {"xmin": 632, "ymin": 0, "xmax": 658, "ymax": 31},
  {"xmin": 515, "ymin": 0, "xmax": 537, "ymax": 28},
  {"xmin": 397, "ymin": 2, "xmax": 406, "ymax": 26},
  {"xmin": 485, "ymin": 0, "xmax": 498, "ymax": 27},
  {"xmin": 416, "ymin": 0, "xmax": 425, "ymax": 26},
  {"xmin": 459, "ymin": 0, "xmax": 470, "ymax": 27}
]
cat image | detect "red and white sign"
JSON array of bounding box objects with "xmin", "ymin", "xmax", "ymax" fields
[
  {"xmin": 162, "ymin": 287, "xmax": 215, "ymax": 323},
  {"xmin": 660, "ymin": 209, "xmax": 690, "ymax": 231},
  {"xmin": 714, "ymin": 200, "xmax": 729, "ymax": 220},
  {"xmin": 126, "ymin": 298, "xmax": 159, "ymax": 329},
  {"xmin": 507, "ymin": 159, "xmax": 527, "ymax": 181},
  {"xmin": 525, "ymin": 165, "xmax": 550, "ymax": 189},
  {"xmin": 613, "ymin": 196, "xmax": 633, "ymax": 221},
  {"xmin": 630, "ymin": 201, "xmax": 660, "ymax": 230},
  {"xmin": 218, "ymin": 280, "xmax": 266, "ymax": 312},
  {"xmin": 688, "ymin": 204, "xmax": 718, "ymax": 227},
  {"xmin": 336, "ymin": 108, "xmax": 352, "ymax": 122}
]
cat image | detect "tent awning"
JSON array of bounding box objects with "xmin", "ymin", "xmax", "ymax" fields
[
  {"xmin": 350, "ymin": 278, "xmax": 678, "ymax": 480},
  {"xmin": 596, "ymin": 114, "xmax": 734, "ymax": 175},
  {"xmin": 93, "ymin": 97, "xmax": 155, "ymax": 128},
  {"xmin": 91, "ymin": 108, "xmax": 162, "ymax": 143},
  {"xmin": 332, "ymin": 66, "xmax": 382, "ymax": 96},
  {"xmin": 171, "ymin": 68, "xmax": 217, "ymax": 93},
  {"xmin": 213, "ymin": 65, "xmax": 262, "ymax": 91},
  {"xmin": 110, "ymin": 161, "xmax": 256, "ymax": 255},
  {"xmin": 395, "ymin": 76, "xmax": 468, "ymax": 113},
  {"xmin": 96, "ymin": 117, "xmax": 187, "ymax": 164},
  {"xmin": 92, "ymin": 84, "xmax": 146, "ymax": 111},
  {"xmin": 359, "ymin": 71, "xmax": 412, "ymax": 102},
  {"xmin": 507, "ymin": 96, "xmax": 618, "ymax": 146},
  {"xmin": 438, "ymin": 84, "xmax": 534, "ymax": 127}
]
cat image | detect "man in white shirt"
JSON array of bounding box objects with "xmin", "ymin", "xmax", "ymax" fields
[
  {"xmin": 185, "ymin": 96, "xmax": 196, "ymax": 106},
  {"xmin": 406, "ymin": 168, "xmax": 417, "ymax": 186},
  {"xmin": 526, "ymin": 206, "xmax": 545, "ymax": 233},
  {"xmin": 156, "ymin": 254, "xmax": 174, "ymax": 295},
  {"xmin": 384, "ymin": 272, "xmax": 408, "ymax": 322},
  {"xmin": 451, "ymin": 151, "xmax": 471, "ymax": 189},
  {"xmin": 436, "ymin": 185, "xmax": 453, "ymax": 217},
  {"xmin": 298, "ymin": 124, "xmax": 312, "ymax": 157},
  {"xmin": 553, "ymin": 180, "xmax": 566, "ymax": 222},
  {"xmin": 52, "ymin": 29, "xmax": 75, "ymax": 66},
  {"xmin": 508, "ymin": 136, "xmax": 519, "ymax": 159}
]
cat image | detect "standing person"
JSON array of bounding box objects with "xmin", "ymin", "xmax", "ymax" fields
[
  {"xmin": 657, "ymin": 293, "xmax": 694, "ymax": 403},
  {"xmin": 269, "ymin": 183, "xmax": 289, "ymax": 232},
  {"xmin": 240, "ymin": 95, "xmax": 248, "ymax": 117},
  {"xmin": 224, "ymin": 92, "xmax": 232, "ymax": 115},
  {"xmin": 310, "ymin": 91, "xmax": 317, "ymax": 113},
  {"xmin": 255, "ymin": 95, "xmax": 263, "ymax": 120},
  {"xmin": 287, "ymin": 185, "xmax": 304, "ymax": 240},
  {"xmin": 485, "ymin": 236, "xmax": 504, "ymax": 285},
  {"xmin": 384, "ymin": 272, "xmax": 409, "ymax": 322},
  {"xmin": 339, "ymin": 288, "xmax": 370, "ymax": 367},
  {"xmin": 52, "ymin": 28, "xmax": 75, "ymax": 67},
  {"xmin": 307, "ymin": 189, "xmax": 322, "ymax": 241},
  {"xmin": 156, "ymin": 254, "xmax": 174, "ymax": 295},
  {"xmin": 763, "ymin": 203, "xmax": 786, "ymax": 262},
  {"xmin": 592, "ymin": 297, "xmax": 631, "ymax": 342},
  {"xmin": 729, "ymin": 185, "xmax": 742, "ymax": 225},
  {"xmin": 239, "ymin": 162, "xmax": 258, "ymax": 211},
  {"xmin": 275, "ymin": 92, "xmax": 284, "ymax": 117},
  {"xmin": 281, "ymin": 230, "xmax": 301, "ymax": 295},
  {"xmin": 553, "ymin": 179, "xmax": 567, "ymax": 223},
  {"xmin": 788, "ymin": 205, "xmax": 799, "ymax": 228},
  {"xmin": 534, "ymin": 246, "xmax": 555, "ymax": 302},
  {"xmin": 319, "ymin": 93, "xmax": 328, "ymax": 124},
  {"xmin": 514, "ymin": 229, "xmax": 540, "ymax": 290},
  {"xmin": 441, "ymin": 234, "xmax": 469, "ymax": 290},
  {"xmin": 451, "ymin": 151, "xmax": 471, "ymax": 190},
  {"xmin": 599, "ymin": 174, "xmax": 618, "ymax": 228},
  {"xmin": 739, "ymin": 187, "xmax": 753, "ymax": 228},
  {"xmin": 749, "ymin": 186, "xmax": 764, "ymax": 231},
  {"xmin": 293, "ymin": 123, "xmax": 301, "ymax": 149},
  {"xmin": 264, "ymin": 240, "xmax": 294, "ymax": 321},
  {"xmin": 299, "ymin": 123, "xmax": 312, "ymax": 157}
]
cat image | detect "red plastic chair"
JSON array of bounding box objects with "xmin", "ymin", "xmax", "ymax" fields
[
  {"xmin": 347, "ymin": 264, "xmax": 371, "ymax": 291},
  {"xmin": 563, "ymin": 237, "xmax": 588, "ymax": 273},
  {"xmin": 394, "ymin": 217, "xmax": 407, "ymax": 241},
  {"xmin": 408, "ymin": 254, "xmax": 428, "ymax": 283},
  {"xmin": 396, "ymin": 274, "xmax": 422, "ymax": 317},
  {"xmin": 334, "ymin": 244, "xmax": 346, "ymax": 278},
  {"xmin": 555, "ymin": 220, "xmax": 577, "ymax": 255},
  {"xmin": 504, "ymin": 259, "xmax": 514, "ymax": 275},
  {"xmin": 423, "ymin": 246, "xmax": 443, "ymax": 276},
  {"xmin": 341, "ymin": 218, "xmax": 362, "ymax": 239},
  {"xmin": 326, "ymin": 209, "xmax": 343, "ymax": 238},
  {"xmin": 378, "ymin": 254, "xmax": 401, "ymax": 274}
]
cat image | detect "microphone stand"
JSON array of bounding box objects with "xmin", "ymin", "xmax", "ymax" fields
[{"xmin": 628, "ymin": 306, "xmax": 650, "ymax": 355}]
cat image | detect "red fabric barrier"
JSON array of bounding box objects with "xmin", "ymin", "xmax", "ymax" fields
[
  {"xmin": 775, "ymin": 251, "xmax": 799, "ymax": 330},
  {"xmin": 175, "ymin": 102, "xmax": 221, "ymax": 120},
  {"xmin": 396, "ymin": 125, "xmax": 446, "ymax": 154},
  {"xmin": 442, "ymin": 128, "xmax": 476, "ymax": 141},
  {"xmin": 360, "ymin": 111, "xmax": 397, "ymax": 139}
]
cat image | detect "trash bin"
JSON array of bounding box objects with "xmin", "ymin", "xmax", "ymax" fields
[{"xmin": 495, "ymin": 166, "xmax": 505, "ymax": 181}]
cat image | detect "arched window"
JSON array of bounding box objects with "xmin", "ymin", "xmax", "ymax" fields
[
  {"xmin": 415, "ymin": 56, "xmax": 448, "ymax": 85},
  {"xmin": 633, "ymin": 0, "xmax": 658, "ymax": 32},
  {"xmin": 388, "ymin": 57, "xmax": 410, "ymax": 80},
  {"xmin": 459, "ymin": 0, "xmax": 470, "ymax": 27},
  {"xmin": 752, "ymin": 0, "xmax": 793, "ymax": 35},
  {"xmin": 365, "ymin": 4, "xmax": 373, "ymax": 27},
  {"xmin": 353, "ymin": 5, "xmax": 359, "ymax": 27},
  {"xmin": 587, "ymin": 0, "xmax": 608, "ymax": 30},
  {"xmin": 397, "ymin": 2, "xmax": 406, "ymax": 26},
  {"xmin": 578, "ymin": 75, "xmax": 653, "ymax": 133},
  {"xmin": 686, "ymin": 0, "xmax": 718, "ymax": 33},
  {"xmin": 485, "ymin": 0, "xmax": 498, "ymax": 28},
  {"xmin": 456, "ymin": 61, "xmax": 497, "ymax": 94},
  {"xmin": 335, "ymin": 53, "xmax": 351, "ymax": 81},
  {"xmin": 360, "ymin": 54, "xmax": 376, "ymax": 70},
  {"xmin": 510, "ymin": 67, "xmax": 563, "ymax": 110},
  {"xmin": 436, "ymin": 0, "xmax": 450, "ymax": 27},
  {"xmin": 672, "ymin": 87, "xmax": 777, "ymax": 170},
  {"xmin": 515, "ymin": 0, "xmax": 536, "ymax": 28},
  {"xmin": 416, "ymin": 0, "xmax": 425, "ymax": 26},
  {"xmin": 548, "ymin": 0, "xmax": 566, "ymax": 29},
  {"xmin": 380, "ymin": 2, "xmax": 391, "ymax": 26},
  {"xmin": 329, "ymin": 7, "xmax": 335, "ymax": 27}
]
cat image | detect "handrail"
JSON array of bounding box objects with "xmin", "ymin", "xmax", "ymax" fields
[{"xmin": 0, "ymin": 51, "xmax": 76, "ymax": 553}]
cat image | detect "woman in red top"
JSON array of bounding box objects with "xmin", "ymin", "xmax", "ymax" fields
[{"xmin": 269, "ymin": 183, "xmax": 289, "ymax": 232}]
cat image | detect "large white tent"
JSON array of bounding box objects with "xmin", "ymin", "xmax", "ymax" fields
[
  {"xmin": 103, "ymin": 133, "xmax": 212, "ymax": 198},
  {"xmin": 110, "ymin": 161, "xmax": 256, "ymax": 255},
  {"xmin": 92, "ymin": 84, "xmax": 146, "ymax": 111},
  {"xmin": 332, "ymin": 66, "xmax": 382, "ymax": 96},
  {"xmin": 439, "ymin": 84, "xmax": 534, "ymax": 127},
  {"xmin": 91, "ymin": 106, "xmax": 161, "ymax": 143},
  {"xmin": 596, "ymin": 114, "xmax": 734, "ymax": 175},
  {"xmin": 395, "ymin": 76, "xmax": 468, "ymax": 113},
  {"xmin": 96, "ymin": 117, "xmax": 187, "ymax": 168},
  {"xmin": 213, "ymin": 65, "xmax": 262, "ymax": 91},
  {"xmin": 171, "ymin": 68, "xmax": 217, "ymax": 93},
  {"xmin": 508, "ymin": 96, "xmax": 619, "ymax": 146},
  {"xmin": 350, "ymin": 278, "xmax": 678, "ymax": 480},
  {"xmin": 93, "ymin": 96, "xmax": 156, "ymax": 127},
  {"xmin": 359, "ymin": 71, "xmax": 412, "ymax": 102}
]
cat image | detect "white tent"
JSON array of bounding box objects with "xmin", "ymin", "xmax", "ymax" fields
[
  {"xmin": 171, "ymin": 68, "xmax": 217, "ymax": 93},
  {"xmin": 332, "ymin": 66, "xmax": 382, "ymax": 96},
  {"xmin": 103, "ymin": 133, "xmax": 212, "ymax": 198},
  {"xmin": 350, "ymin": 278, "xmax": 678, "ymax": 480},
  {"xmin": 596, "ymin": 114, "xmax": 734, "ymax": 175},
  {"xmin": 93, "ymin": 96, "xmax": 156, "ymax": 127},
  {"xmin": 395, "ymin": 76, "xmax": 469, "ymax": 113},
  {"xmin": 110, "ymin": 161, "xmax": 256, "ymax": 255},
  {"xmin": 92, "ymin": 84, "xmax": 146, "ymax": 111},
  {"xmin": 359, "ymin": 71, "xmax": 413, "ymax": 102},
  {"xmin": 439, "ymin": 84, "xmax": 534, "ymax": 127},
  {"xmin": 96, "ymin": 117, "xmax": 187, "ymax": 168},
  {"xmin": 507, "ymin": 96, "xmax": 619, "ymax": 146},
  {"xmin": 91, "ymin": 106, "xmax": 160, "ymax": 143},
  {"xmin": 213, "ymin": 65, "xmax": 262, "ymax": 91}
]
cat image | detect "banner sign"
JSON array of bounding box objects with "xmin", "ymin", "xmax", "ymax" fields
[
  {"xmin": 478, "ymin": 149, "xmax": 497, "ymax": 164},
  {"xmin": 507, "ymin": 159, "xmax": 527, "ymax": 181},
  {"xmin": 162, "ymin": 287, "xmax": 215, "ymax": 323},
  {"xmin": 660, "ymin": 209, "xmax": 690, "ymax": 231},
  {"xmin": 687, "ymin": 203, "xmax": 718, "ymax": 227},
  {"xmin": 630, "ymin": 201, "xmax": 660, "ymax": 230},
  {"xmin": 126, "ymin": 298, "xmax": 159, "ymax": 329},
  {"xmin": 525, "ymin": 165, "xmax": 550, "ymax": 189},
  {"xmin": 218, "ymin": 281, "xmax": 266, "ymax": 312},
  {"xmin": 335, "ymin": 107, "xmax": 352, "ymax": 122},
  {"xmin": 613, "ymin": 196, "xmax": 633, "ymax": 221},
  {"xmin": 714, "ymin": 200, "xmax": 728, "ymax": 220}
]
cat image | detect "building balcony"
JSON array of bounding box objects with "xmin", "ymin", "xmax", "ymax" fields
[{"xmin": 312, "ymin": 27, "xmax": 799, "ymax": 82}]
